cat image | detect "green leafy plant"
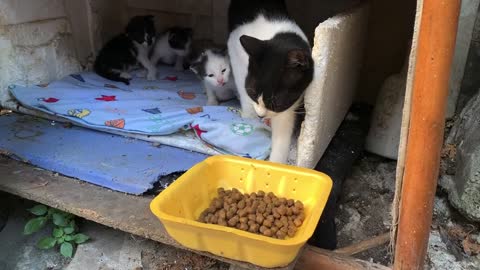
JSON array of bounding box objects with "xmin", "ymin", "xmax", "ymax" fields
[{"xmin": 24, "ymin": 204, "xmax": 90, "ymax": 258}]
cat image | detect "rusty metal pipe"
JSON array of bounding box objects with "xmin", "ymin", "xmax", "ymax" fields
[{"xmin": 393, "ymin": 0, "xmax": 461, "ymax": 269}]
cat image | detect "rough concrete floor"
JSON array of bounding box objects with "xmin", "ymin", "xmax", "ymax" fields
[
  {"xmin": 0, "ymin": 194, "xmax": 229, "ymax": 270},
  {"xmin": 0, "ymin": 196, "xmax": 70, "ymax": 270},
  {"xmin": 336, "ymin": 153, "xmax": 480, "ymax": 269}
]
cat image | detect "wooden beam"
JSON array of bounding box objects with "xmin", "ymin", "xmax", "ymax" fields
[
  {"xmin": 296, "ymin": 246, "xmax": 391, "ymax": 270},
  {"xmin": 335, "ymin": 233, "xmax": 390, "ymax": 256},
  {"xmin": 393, "ymin": 0, "xmax": 461, "ymax": 269}
]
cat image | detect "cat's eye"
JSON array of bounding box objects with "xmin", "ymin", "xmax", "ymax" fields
[
  {"xmin": 221, "ymin": 69, "xmax": 226, "ymax": 73},
  {"xmin": 208, "ymin": 74, "xmax": 214, "ymax": 77}
]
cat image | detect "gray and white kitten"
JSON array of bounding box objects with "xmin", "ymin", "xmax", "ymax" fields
[
  {"xmin": 150, "ymin": 27, "xmax": 193, "ymax": 71},
  {"xmin": 190, "ymin": 49, "xmax": 237, "ymax": 105}
]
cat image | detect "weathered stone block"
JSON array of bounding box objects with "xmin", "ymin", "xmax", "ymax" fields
[
  {"xmin": 442, "ymin": 92, "xmax": 480, "ymax": 221},
  {"xmin": 296, "ymin": 4, "xmax": 369, "ymax": 168},
  {"xmin": 0, "ymin": 0, "xmax": 66, "ymax": 25},
  {"xmin": 0, "ymin": 18, "xmax": 81, "ymax": 107}
]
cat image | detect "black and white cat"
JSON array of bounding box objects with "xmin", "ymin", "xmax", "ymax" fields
[
  {"xmin": 227, "ymin": 0, "xmax": 314, "ymax": 163},
  {"xmin": 94, "ymin": 15, "xmax": 157, "ymax": 85},
  {"xmin": 150, "ymin": 27, "xmax": 193, "ymax": 71},
  {"xmin": 190, "ymin": 49, "xmax": 237, "ymax": 105}
]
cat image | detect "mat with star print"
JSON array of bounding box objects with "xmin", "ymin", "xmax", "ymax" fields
[
  {"xmin": 8, "ymin": 66, "xmax": 271, "ymax": 160},
  {"xmin": 0, "ymin": 113, "xmax": 209, "ymax": 194}
]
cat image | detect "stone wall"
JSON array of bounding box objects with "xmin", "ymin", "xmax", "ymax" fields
[{"xmin": 0, "ymin": 0, "xmax": 81, "ymax": 107}]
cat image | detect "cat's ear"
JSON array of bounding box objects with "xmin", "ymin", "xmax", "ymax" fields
[
  {"xmin": 189, "ymin": 55, "xmax": 205, "ymax": 75},
  {"xmin": 240, "ymin": 35, "xmax": 266, "ymax": 58},
  {"xmin": 286, "ymin": 49, "xmax": 311, "ymax": 69}
]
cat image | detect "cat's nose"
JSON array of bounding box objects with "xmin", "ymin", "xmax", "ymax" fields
[
  {"xmin": 255, "ymin": 107, "xmax": 267, "ymax": 119},
  {"xmin": 217, "ymin": 78, "xmax": 225, "ymax": 85}
]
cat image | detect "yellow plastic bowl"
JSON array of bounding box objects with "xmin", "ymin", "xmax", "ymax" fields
[{"xmin": 150, "ymin": 155, "xmax": 332, "ymax": 268}]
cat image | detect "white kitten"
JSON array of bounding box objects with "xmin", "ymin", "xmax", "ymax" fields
[
  {"xmin": 150, "ymin": 27, "xmax": 193, "ymax": 71},
  {"xmin": 190, "ymin": 49, "xmax": 237, "ymax": 105}
]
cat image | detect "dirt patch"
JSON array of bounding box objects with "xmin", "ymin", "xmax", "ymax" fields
[
  {"xmin": 335, "ymin": 154, "xmax": 395, "ymax": 265},
  {"xmin": 335, "ymin": 153, "xmax": 480, "ymax": 269},
  {"xmin": 141, "ymin": 241, "xmax": 229, "ymax": 270}
]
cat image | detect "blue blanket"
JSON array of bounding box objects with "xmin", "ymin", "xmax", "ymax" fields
[
  {"xmin": 9, "ymin": 66, "xmax": 271, "ymax": 160},
  {"xmin": 0, "ymin": 113, "xmax": 207, "ymax": 194}
]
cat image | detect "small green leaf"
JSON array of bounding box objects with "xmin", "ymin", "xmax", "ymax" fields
[
  {"xmin": 24, "ymin": 217, "xmax": 47, "ymax": 235},
  {"xmin": 57, "ymin": 237, "xmax": 65, "ymax": 244},
  {"xmin": 37, "ymin": 237, "xmax": 56, "ymax": 249},
  {"xmin": 52, "ymin": 213, "xmax": 67, "ymax": 227},
  {"xmin": 69, "ymin": 220, "xmax": 76, "ymax": 228},
  {"xmin": 65, "ymin": 235, "xmax": 73, "ymax": 242},
  {"xmin": 63, "ymin": 226, "xmax": 74, "ymax": 235},
  {"xmin": 53, "ymin": 228, "xmax": 64, "ymax": 238},
  {"xmin": 60, "ymin": 242, "xmax": 73, "ymax": 258},
  {"xmin": 28, "ymin": 205, "xmax": 48, "ymax": 216},
  {"xmin": 73, "ymin": 233, "xmax": 90, "ymax": 244}
]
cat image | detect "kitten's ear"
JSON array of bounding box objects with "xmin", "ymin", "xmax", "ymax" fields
[
  {"xmin": 189, "ymin": 55, "xmax": 204, "ymax": 75},
  {"xmin": 240, "ymin": 35, "xmax": 265, "ymax": 58},
  {"xmin": 286, "ymin": 49, "xmax": 311, "ymax": 69}
]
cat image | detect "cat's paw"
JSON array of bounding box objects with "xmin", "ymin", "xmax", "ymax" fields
[
  {"xmin": 137, "ymin": 70, "xmax": 147, "ymax": 78},
  {"xmin": 120, "ymin": 72, "xmax": 132, "ymax": 79},
  {"xmin": 147, "ymin": 71, "xmax": 157, "ymax": 81},
  {"xmin": 207, "ymin": 99, "xmax": 219, "ymax": 106}
]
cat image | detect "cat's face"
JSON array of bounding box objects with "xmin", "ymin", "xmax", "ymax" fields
[
  {"xmin": 191, "ymin": 49, "xmax": 231, "ymax": 87},
  {"xmin": 168, "ymin": 27, "xmax": 193, "ymax": 56},
  {"xmin": 240, "ymin": 34, "xmax": 313, "ymax": 118},
  {"xmin": 126, "ymin": 15, "xmax": 156, "ymax": 47}
]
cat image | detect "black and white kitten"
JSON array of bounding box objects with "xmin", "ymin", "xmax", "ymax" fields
[
  {"xmin": 150, "ymin": 27, "xmax": 193, "ymax": 71},
  {"xmin": 94, "ymin": 15, "xmax": 157, "ymax": 85},
  {"xmin": 190, "ymin": 49, "xmax": 237, "ymax": 105},
  {"xmin": 228, "ymin": 0, "xmax": 314, "ymax": 164}
]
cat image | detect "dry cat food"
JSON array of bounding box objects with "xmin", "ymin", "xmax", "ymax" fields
[{"xmin": 198, "ymin": 188, "xmax": 305, "ymax": 239}]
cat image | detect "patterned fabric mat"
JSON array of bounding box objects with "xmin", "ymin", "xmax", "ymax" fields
[{"xmin": 9, "ymin": 66, "xmax": 271, "ymax": 160}]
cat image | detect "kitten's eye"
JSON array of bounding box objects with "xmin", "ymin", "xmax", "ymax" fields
[
  {"xmin": 208, "ymin": 74, "xmax": 214, "ymax": 77},
  {"xmin": 221, "ymin": 69, "xmax": 226, "ymax": 73}
]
